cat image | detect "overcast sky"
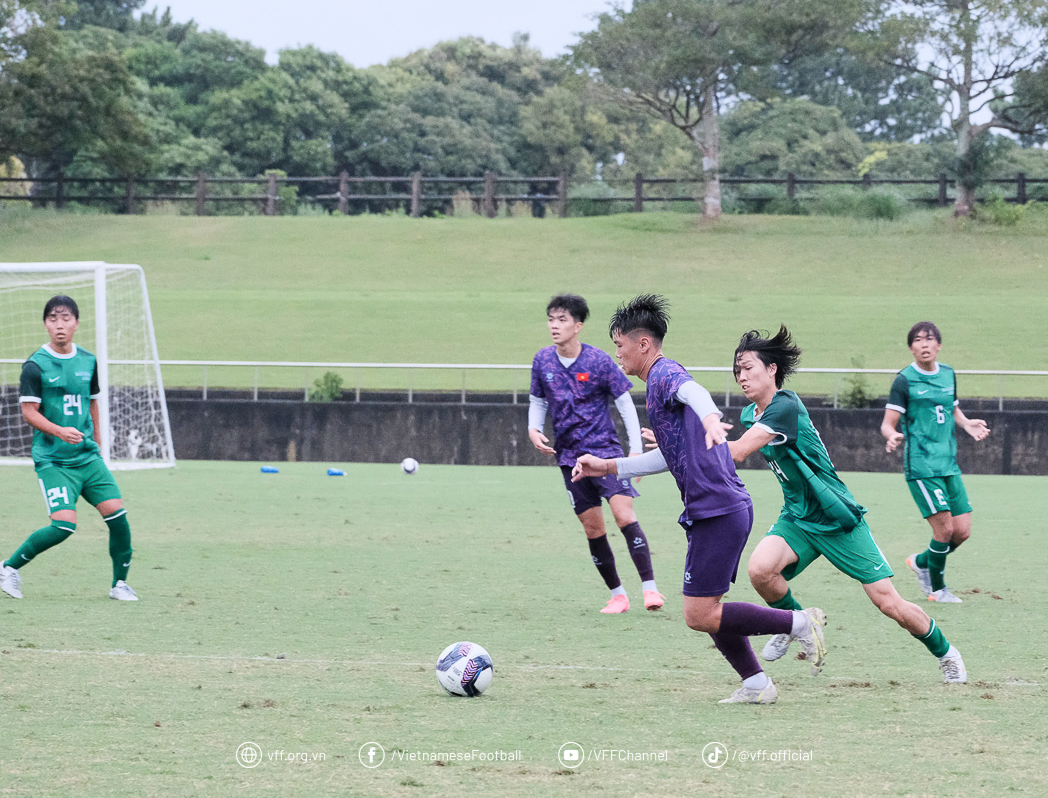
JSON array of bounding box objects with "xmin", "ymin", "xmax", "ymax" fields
[{"xmin": 149, "ymin": 0, "xmax": 621, "ymax": 67}]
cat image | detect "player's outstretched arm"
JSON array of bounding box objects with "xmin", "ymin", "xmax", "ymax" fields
[
  {"xmin": 880, "ymin": 408, "xmax": 904, "ymax": 453},
  {"xmin": 727, "ymin": 426, "xmax": 775, "ymax": 464},
  {"xmin": 954, "ymin": 407, "xmax": 990, "ymax": 441}
]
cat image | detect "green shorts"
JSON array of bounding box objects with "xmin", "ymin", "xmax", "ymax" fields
[
  {"xmin": 36, "ymin": 459, "xmax": 121, "ymax": 514},
  {"xmin": 907, "ymin": 476, "xmax": 972, "ymax": 519},
  {"xmin": 770, "ymin": 517, "xmax": 894, "ymax": 585}
]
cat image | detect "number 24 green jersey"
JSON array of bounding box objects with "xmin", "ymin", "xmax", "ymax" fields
[
  {"xmin": 19, "ymin": 343, "xmax": 101, "ymax": 468},
  {"xmin": 886, "ymin": 362, "xmax": 961, "ymax": 480}
]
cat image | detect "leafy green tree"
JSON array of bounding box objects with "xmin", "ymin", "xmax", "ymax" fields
[
  {"xmin": 570, "ymin": 0, "xmax": 865, "ymax": 218},
  {"xmin": 767, "ymin": 51, "xmax": 945, "ymax": 142},
  {"xmin": 720, "ymin": 99, "xmax": 867, "ymax": 177},
  {"xmin": 0, "ymin": 23, "xmax": 151, "ymax": 176},
  {"xmin": 862, "ymin": 0, "xmax": 1048, "ymax": 215},
  {"xmin": 59, "ymin": 0, "xmax": 144, "ymax": 31}
]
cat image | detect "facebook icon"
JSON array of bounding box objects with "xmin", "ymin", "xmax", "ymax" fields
[{"xmin": 359, "ymin": 742, "xmax": 385, "ymax": 768}]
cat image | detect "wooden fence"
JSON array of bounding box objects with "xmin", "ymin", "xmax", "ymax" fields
[{"xmin": 1, "ymin": 171, "xmax": 1046, "ymax": 216}]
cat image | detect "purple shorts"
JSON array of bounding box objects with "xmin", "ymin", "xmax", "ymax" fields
[
  {"xmin": 680, "ymin": 505, "xmax": 754, "ymax": 597},
  {"xmin": 559, "ymin": 466, "xmax": 639, "ymax": 515}
]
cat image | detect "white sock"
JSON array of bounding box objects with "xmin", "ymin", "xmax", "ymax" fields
[
  {"xmin": 610, "ymin": 586, "xmax": 627, "ymax": 598},
  {"xmin": 743, "ymin": 672, "xmax": 770, "ymax": 689},
  {"xmin": 641, "ymin": 580, "xmax": 658, "ymax": 593},
  {"xmin": 791, "ymin": 609, "xmax": 809, "ymax": 637}
]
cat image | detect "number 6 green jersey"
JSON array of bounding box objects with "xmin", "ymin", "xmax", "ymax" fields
[
  {"xmin": 19, "ymin": 343, "xmax": 102, "ymax": 467},
  {"xmin": 886, "ymin": 362, "xmax": 961, "ymax": 480}
]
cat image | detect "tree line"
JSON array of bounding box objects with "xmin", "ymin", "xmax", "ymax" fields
[{"xmin": 2, "ymin": 0, "xmax": 1048, "ymax": 217}]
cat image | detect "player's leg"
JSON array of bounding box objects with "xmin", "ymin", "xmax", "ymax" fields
[
  {"xmin": 607, "ymin": 492, "xmax": 662, "ymax": 610},
  {"xmin": 862, "ymin": 578, "xmax": 966, "ymax": 683},
  {"xmin": 747, "ymin": 530, "xmax": 812, "ymax": 662},
  {"xmin": 1, "ymin": 469, "xmax": 81, "ymax": 599},
  {"xmin": 83, "ymin": 461, "xmax": 137, "ymax": 601},
  {"xmin": 908, "ymin": 478, "xmax": 963, "ymax": 600},
  {"xmin": 680, "ymin": 507, "xmax": 824, "ymax": 702},
  {"xmin": 560, "ymin": 467, "xmax": 627, "ymax": 612}
]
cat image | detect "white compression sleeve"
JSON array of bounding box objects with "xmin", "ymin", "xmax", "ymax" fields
[
  {"xmin": 614, "ymin": 392, "xmax": 643, "ymax": 454},
  {"xmin": 528, "ymin": 394, "xmax": 548, "ymax": 430},
  {"xmin": 614, "ymin": 447, "xmax": 669, "ymax": 479},
  {"xmin": 675, "ymin": 380, "xmax": 722, "ymax": 422}
]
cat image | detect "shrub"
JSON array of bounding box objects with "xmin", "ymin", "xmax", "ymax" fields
[
  {"xmin": 308, "ymin": 372, "xmax": 344, "ymax": 402},
  {"xmin": 980, "ymin": 192, "xmax": 1024, "ymax": 226},
  {"xmin": 839, "ymin": 356, "xmax": 873, "ymax": 409},
  {"xmin": 567, "ymin": 182, "xmax": 631, "ymax": 217}
]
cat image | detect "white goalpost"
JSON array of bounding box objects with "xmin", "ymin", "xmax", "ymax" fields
[{"xmin": 0, "ymin": 262, "xmax": 175, "ymax": 469}]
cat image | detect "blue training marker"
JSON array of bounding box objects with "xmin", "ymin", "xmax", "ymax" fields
[
  {"xmin": 327, "ymin": 468, "xmax": 345, "ymax": 476},
  {"xmin": 261, "ymin": 466, "xmax": 279, "ymax": 473}
]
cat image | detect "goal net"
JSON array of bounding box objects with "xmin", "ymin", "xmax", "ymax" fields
[{"xmin": 0, "ymin": 262, "xmax": 175, "ymax": 469}]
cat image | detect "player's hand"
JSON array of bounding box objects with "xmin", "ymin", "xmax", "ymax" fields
[
  {"xmin": 528, "ymin": 428, "xmax": 556, "ymax": 456},
  {"xmin": 641, "ymin": 427, "xmax": 658, "ymax": 449},
  {"xmin": 702, "ymin": 417, "xmax": 733, "ymax": 449},
  {"xmin": 55, "ymin": 426, "xmax": 84, "ymax": 445},
  {"xmin": 965, "ymin": 419, "xmax": 990, "ymax": 441},
  {"xmin": 572, "ymin": 454, "xmax": 609, "ymax": 481},
  {"xmin": 884, "ymin": 430, "xmax": 904, "ymax": 453}
]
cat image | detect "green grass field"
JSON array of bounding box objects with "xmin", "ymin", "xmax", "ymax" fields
[
  {"xmin": 2, "ymin": 208, "xmax": 1047, "ymax": 397},
  {"xmin": 1, "ymin": 461, "xmax": 1044, "ymax": 797}
]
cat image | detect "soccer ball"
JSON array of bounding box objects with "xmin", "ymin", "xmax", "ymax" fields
[
  {"xmin": 401, "ymin": 457, "xmax": 419, "ymax": 474},
  {"xmin": 435, "ymin": 641, "xmax": 493, "ymax": 697}
]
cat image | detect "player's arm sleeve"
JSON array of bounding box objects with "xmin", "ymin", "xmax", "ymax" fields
[
  {"xmin": 614, "ymin": 446, "xmax": 669, "ymax": 478},
  {"xmin": 674, "ymin": 380, "xmax": 722, "ymax": 422},
  {"xmin": 613, "ymin": 391, "xmax": 643, "ymax": 454},
  {"xmin": 90, "ymin": 361, "xmax": 101, "ymax": 398},
  {"xmin": 753, "ymin": 394, "xmax": 797, "ymax": 446},
  {"xmin": 528, "ymin": 394, "xmax": 548, "ymax": 430},
  {"xmin": 528, "ymin": 357, "xmax": 545, "ymax": 400},
  {"xmin": 19, "ymin": 361, "xmax": 42, "ymax": 403},
  {"xmin": 885, "ymin": 373, "xmax": 908, "ymax": 414}
]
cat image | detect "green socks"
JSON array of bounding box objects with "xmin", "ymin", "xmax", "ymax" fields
[
  {"xmin": 769, "ymin": 589, "xmax": 803, "ymax": 611},
  {"xmin": 916, "ymin": 539, "xmax": 951, "ymax": 592},
  {"xmin": 105, "ymin": 510, "xmax": 133, "ymax": 587},
  {"xmin": 4, "ymin": 522, "xmax": 76, "ymax": 568},
  {"xmin": 913, "ymin": 617, "xmax": 950, "ymax": 658}
]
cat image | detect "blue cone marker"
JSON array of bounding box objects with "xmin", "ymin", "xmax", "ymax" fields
[
  {"xmin": 327, "ymin": 468, "xmax": 345, "ymax": 476},
  {"xmin": 261, "ymin": 466, "xmax": 279, "ymax": 473}
]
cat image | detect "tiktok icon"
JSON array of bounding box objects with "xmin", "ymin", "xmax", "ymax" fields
[{"xmin": 702, "ymin": 742, "xmax": 728, "ymax": 769}]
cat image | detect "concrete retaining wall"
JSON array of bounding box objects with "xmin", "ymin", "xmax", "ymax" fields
[{"xmin": 167, "ymin": 398, "xmax": 1047, "ymax": 475}]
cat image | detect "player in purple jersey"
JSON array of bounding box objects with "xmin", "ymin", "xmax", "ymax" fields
[
  {"xmin": 529, "ymin": 293, "xmax": 664, "ymax": 614},
  {"xmin": 573, "ymin": 295, "xmax": 826, "ymax": 704}
]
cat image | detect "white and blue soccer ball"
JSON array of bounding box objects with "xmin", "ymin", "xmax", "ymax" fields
[
  {"xmin": 401, "ymin": 457, "xmax": 419, "ymax": 475},
  {"xmin": 436, "ymin": 641, "xmax": 493, "ymax": 697}
]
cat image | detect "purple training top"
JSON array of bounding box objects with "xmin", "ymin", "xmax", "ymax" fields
[
  {"xmin": 530, "ymin": 343, "xmax": 633, "ymax": 467},
  {"xmin": 645, "ymin": 356, "xmax": 752, "ymax": 522}
]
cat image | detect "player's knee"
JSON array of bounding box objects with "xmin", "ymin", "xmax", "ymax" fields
[
  {"xmin": 683, "ymin": 607, "xmax": 716, "ymax": 633},
  {"xmin": 871, "ymin": 591, "xmax": 906, "ymax": 622},
  {"xmin": 953, "ymin": 525, "xmax": 971, "ymax": 544},
  {"xmin": 747, "ymin": 560, "xmax": 775, "ymax": 590}
]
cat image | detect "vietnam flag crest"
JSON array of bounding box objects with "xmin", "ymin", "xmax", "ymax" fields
[{"xmin": 576, "ymin": 373, "xmax": 590, "ymax": 382}]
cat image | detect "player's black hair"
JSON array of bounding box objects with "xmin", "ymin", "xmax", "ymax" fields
[
  {"xmin": 43, "ymin": 295, "xmax": 79, "ymax": 321},
  {"xmin": 733, "ymin": 325, "xmax": 801, "ymax": 389},
  {"xmin": 907, "ymin": 321, "xmax": 941, "ymax": 346},
  {"xmin": 546, "ymin": 293, "xmax": 589, "ymax": 324},
  {"xmin": 608, "ymin": 294, "xmax": 669, "ymax": 344}
]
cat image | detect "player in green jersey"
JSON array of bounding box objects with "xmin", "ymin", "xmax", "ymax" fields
[
  {"xmin": 0, "ymin": 295, "xmax": 138, "ymax": 601},
  {"xmin": 727, "ymin": 326, "xmax": 966, "ymax": 683},
  {"xmin": 880, "ymin": 321, "xmax": 990, "ymax": 604}
]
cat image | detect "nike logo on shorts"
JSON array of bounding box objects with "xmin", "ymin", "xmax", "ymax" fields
[{"xmin": 49, "ymin": 376, "xmax": 61, "ymax": 382}]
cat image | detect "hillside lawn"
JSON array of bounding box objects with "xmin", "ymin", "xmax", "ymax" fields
[{"xmin": 1, "ymin": 207, "xmax": 1047, "ymax": 396}]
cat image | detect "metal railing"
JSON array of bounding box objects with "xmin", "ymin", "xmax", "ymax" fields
[{"xmin": 85, "ymin": 361, "xmax": 1048, "ymax": 409}]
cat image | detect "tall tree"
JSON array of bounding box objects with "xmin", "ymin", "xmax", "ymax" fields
[
  {"xmin": 863, "ymin": 0, "xmax": 1048, "ymax": 215},
  {"xmin": 570, "ymin": 0, "xmax": 864, "ymax": 219}
]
